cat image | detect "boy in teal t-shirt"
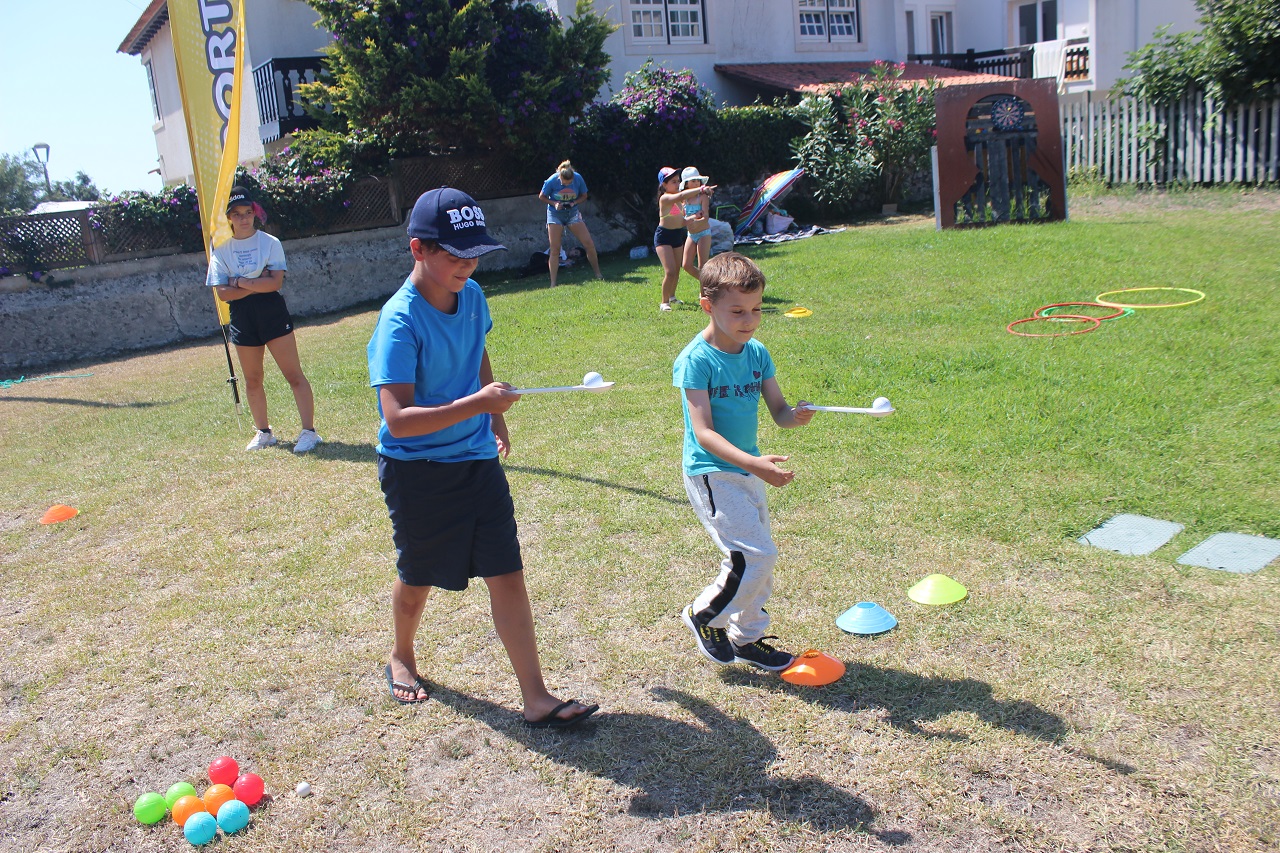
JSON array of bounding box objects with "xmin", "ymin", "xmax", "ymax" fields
[{"xmin": 672, "ymin": 252, "xmax": 814, "ymax": 671}]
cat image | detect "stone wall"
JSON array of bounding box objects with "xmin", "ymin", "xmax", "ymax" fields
[{"xmin": 0, "ymin": 196, "xmax": 632, "ymax": 373}]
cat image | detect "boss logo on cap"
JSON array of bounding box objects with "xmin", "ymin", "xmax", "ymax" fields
[{"xmin": 446, "ymin": 205, "xmax": 486, "ymax": 230}]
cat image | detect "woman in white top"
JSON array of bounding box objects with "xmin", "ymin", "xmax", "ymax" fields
[{"xmin": 207, "ymin": 186, "xmax": 320, "ymax": 453}]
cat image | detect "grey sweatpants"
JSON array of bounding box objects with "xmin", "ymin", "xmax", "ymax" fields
[{"xmin": 683, "ymin": 470, "xmax": 779, "ymax": 646}]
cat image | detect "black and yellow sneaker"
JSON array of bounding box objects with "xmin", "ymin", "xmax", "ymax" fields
[
  {"xmin": 682, "ymin": 605, "xmax": 734, "ymax": 664},
  {"xmin": 732, "ymin": 636, "xmax": 795, "ymax": 671}
]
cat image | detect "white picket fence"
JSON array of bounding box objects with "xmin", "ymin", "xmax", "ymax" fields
[{"xmin": 1060, "ymin": 92, "xmax": 1280, "ymax": 184}]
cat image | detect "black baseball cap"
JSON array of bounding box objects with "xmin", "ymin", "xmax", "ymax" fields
[
  {"xmin": 406, "ymin": 187, "xmax": 506, "ymax": 258},
  {"xmin": 226, "ymin": 185, "xmax": 254, "ymax": 213}
]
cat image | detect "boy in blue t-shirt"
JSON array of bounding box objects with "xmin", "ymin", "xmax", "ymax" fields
[
  {"xmin": 672, "ymin": 252, "xmax": 814, "ymax": 671},
  {"xmin": 367, "ymin": 187, "xmax": 598, "ymax": 728}
]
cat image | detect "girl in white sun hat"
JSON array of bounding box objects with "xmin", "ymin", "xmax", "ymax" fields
[{"xmin": 679, "ymin": 166, "xmax": 714, "ymax": 284}]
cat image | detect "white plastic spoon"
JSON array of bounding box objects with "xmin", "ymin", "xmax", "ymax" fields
[
  {"xmin": 512, "ymin": 371, "xmax": 615, "ymax": 395},
  {"xmin": 800, "ymin": 396, "xmax": 894, "ymax": 416}
]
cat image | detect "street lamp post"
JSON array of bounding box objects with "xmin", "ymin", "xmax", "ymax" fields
[{"xmin": 31, "ymin": 142, "xmax": 52, "ymax": 196}]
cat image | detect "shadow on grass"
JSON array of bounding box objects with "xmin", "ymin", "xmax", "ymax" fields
[
  {"xmin": 720, "ymin": 662, "xmax": 1136, "ymax": 775},
  {"xmin": 304, "ymin": 439, "xmax": 378, "ymax": 463},
  {"xmin": 432, "ymin": 685, "xmax": 911, "ymax": 842},
  {"xmin": 0, "ymin": 394, "xmax": 173, "ymax": 409},
  {"xmin": 505, "ymin": 464, "xmax": 686, "ymax": 506},
  {"xmin": 721, "ymin": 662, "xmax": 1066, "ymax": 742}
]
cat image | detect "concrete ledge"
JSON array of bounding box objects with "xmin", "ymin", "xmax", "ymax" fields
[{"xmin": 0, "ymin": 196, "xmax": 631, "ymax": 372}]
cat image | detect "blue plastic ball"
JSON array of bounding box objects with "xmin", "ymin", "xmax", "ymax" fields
[
  {"xmin": 183, "ymin": 811, "xmax": 217, "ymax": 846},
  {"xmin": 217, "ymin": 798, "xmax": 250, "ymax": 834}
]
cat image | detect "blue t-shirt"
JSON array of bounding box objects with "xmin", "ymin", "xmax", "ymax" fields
[
  {"xmin": 367, "ymin": 278, "xmax": 496, "ymax": 462},
  {"xmin": 541, "ymin": 173, "xmax": 588, "ymax": 212},
  {"xmin": 673, "ymin": 335, "xmax": 776, "ymax": 476}
]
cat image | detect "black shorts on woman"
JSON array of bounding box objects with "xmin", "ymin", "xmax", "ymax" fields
[
  {"xmin": 377, "ymin": 454, "xmax": 523, "ymax": 590},
  {"xmin": 228, "ymin": 291, "xmax": 294, "ymax": 347}
]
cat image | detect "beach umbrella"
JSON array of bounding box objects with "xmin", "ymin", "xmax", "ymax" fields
[{"xmin": 734, "ymin": 168, "xmax": 804, "ymax": 236}]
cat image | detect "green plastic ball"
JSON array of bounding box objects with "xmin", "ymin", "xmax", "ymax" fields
[
  {"xmin": 133, "ymin": 791, "xmax": 167, "ymax": 825},
  {"xmin": 165, "ymin": 781, "xmax": 197, "ymax": 809}
]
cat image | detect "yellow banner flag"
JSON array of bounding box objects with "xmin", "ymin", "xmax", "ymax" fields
[{"xmin": 168, "ymin": 0, "xmax": 248, "ymax": 326}]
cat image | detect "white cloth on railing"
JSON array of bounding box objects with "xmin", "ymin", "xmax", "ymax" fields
[{"xmin": 1033, "ymin": 39, "xmax": 1068, "ymax": 94}]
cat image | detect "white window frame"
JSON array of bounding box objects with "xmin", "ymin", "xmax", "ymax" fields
[
  {"xmin": 905, "ymin": 9, "xmax": 917, "ymax": 55},
  {"xmin": 628, "ymin": 0, "xmax": 706, "ymax": 46},
  {"xmin": 929, "ymin": 10, "xmax": 953, "ymax": 53},
  {"xmin": 144, "ymin": 59, "xmax": 162, "ymax": 125},
  {"xmin": 797, "ymin": 0, "xmax": 861, "ymax": 45},
  {"xmin": 1011, "ymin": 0, "xmax": 1059, "ymax": 45}
]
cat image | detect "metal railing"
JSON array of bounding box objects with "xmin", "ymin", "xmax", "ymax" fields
[
  {"xmin": 252, "ymin": 56, "xmax": 325, "ymax": 143},
  {"xmin": 908, "ymin": 47, "xmax": 1033, "ymax": 79}
]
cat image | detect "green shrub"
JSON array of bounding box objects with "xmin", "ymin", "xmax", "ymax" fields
[
  {"xmin": 792, "ymin": 61, "xmax": 938, "ymax": 210},
  {"xmin": 302, "ymin": 0, "xmax": 614, "ymax": 164}
]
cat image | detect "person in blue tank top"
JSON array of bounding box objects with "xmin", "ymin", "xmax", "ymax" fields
[{"xmin": 367, "ymin": 187, "xmax": 598, "ymax": 728}]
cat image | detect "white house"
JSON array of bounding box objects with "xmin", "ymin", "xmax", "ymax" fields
[
  {"xmin": 567, "ymin": 0, "xmax": 1201, "ymax": 102},
  {"xmin": 118, "ymin": 0, "xmax": 330, "ymax": 186},
  {"xmin": 123, "ymin": 0, "xmax": 1201, "ymax": 185}
]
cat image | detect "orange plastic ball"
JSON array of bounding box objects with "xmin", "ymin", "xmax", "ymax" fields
[
  {"xmin": 171, "ymin": 794, "xmax": 208, "ymax": 827},
  {"xmin": 208, "ymin": 755, "xmax": 239, "ymax": 787},
  {"xmin": 203, "ymin": 783, "xmax": 236, "ymax": 815}
]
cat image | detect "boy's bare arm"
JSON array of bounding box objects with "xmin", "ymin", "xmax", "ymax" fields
[
  {"xmin": 481, "ymin": 349, "xmax": 512, "ymax": 458},
  {"xmin": 379, "ymin": 358, "xmax": 520, "ymax": 440},
  {"xmin": 761, "ymin": 377, "xmax": 814, "ymax": 428},
  {"xmin": 685, "ymin": 388, "xmax": 794, "ymax": 488}
]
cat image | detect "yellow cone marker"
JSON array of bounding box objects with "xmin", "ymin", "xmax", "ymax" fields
[{"xmin": 907, "ymin": 573, "xmax": 968, "ymax": 605}]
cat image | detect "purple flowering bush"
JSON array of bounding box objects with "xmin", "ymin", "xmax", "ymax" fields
[
  {"xmin": 87, "ymin": 184, "xmax": 203, "ymax": 253},
  {"xmin": 570, "ymin": 61, "xmax": 730, "ymax": 225},
  {"xmin": 793, "ymin": 61, "xmax": 938, "ymax": 208},
  {"xmin": 233, "ymin": 151, "xmax": 352, "ymax": 237}
]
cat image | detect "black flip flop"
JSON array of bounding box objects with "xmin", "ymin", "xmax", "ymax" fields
[
  {"xmin": 523, "ymin": 700, "xmax": 599, "ymax": 729},
  {"xmin": 384, "ymin": 664, "xmax": 430, "ymax": 705}
]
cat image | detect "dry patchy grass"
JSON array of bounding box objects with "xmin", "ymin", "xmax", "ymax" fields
[{"xmin": 1, "ymin": 192, "xmax": 1277, "ymax": 851}]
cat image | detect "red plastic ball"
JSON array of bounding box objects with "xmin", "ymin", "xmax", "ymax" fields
[
  {"xmin": 233, "ymin": 772, "xmax": 265, "ymax": 806},
  {"xmin": 208, "ymin": 755, "xmax": 239, "ymax": 787}
]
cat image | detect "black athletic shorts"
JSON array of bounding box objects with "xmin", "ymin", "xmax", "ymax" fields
[
  {"xmin": 377, "ymin": 454, "xmax": 523, "ymax": 590},
  {"xmin": 653, "ymin": 225, "xmax": 688, "ymax": 250},
  {"xmin": 228, "ymin": 292, "xmax": 294, "ymax": 347}
]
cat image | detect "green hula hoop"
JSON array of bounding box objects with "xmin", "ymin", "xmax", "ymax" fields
[
  {"xmin": 1095, "ymin": 287, "xmax": 1205, "ymax": 309},
  {"xmin": 1039, "ymin": 304, "xmax": 1134, "ymax": 321}
]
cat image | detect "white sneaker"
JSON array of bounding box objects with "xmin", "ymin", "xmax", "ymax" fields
[
  {"xmin": 245, "ymin": 429, "xmax": 277, "ymax": 451},
  {"xmin": 659, "ymin": 302, "xmax": 672, "ymax": 312},
  {"xmin": 293, "ymin": 429, "xmax": 322, "ymax": 454}
]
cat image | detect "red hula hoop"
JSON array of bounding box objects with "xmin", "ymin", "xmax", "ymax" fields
[
  {"xmin": 1032, "ymin": 302, "xmax": 1125, "ymax": 321},
  {"xmin": 1006, "ymin": 314, "xmax": 1102, "ymax": 337}
]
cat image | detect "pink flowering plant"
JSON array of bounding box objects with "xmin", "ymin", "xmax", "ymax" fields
[{"xmin": 793, "ymin": 60, "xmax": 939, "ymax": 208}]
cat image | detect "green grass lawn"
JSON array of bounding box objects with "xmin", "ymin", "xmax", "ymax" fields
[{"xmin": 2, "ymin": 189, "xmax": 1277, "ymax": 851}]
